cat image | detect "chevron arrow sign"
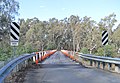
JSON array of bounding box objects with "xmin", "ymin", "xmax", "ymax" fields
[
  {"xmin": 10, "ymin": 22, "xmax": 20, "ymax": 46},
  {"xmin": 102, "ymin": 31, "xmax": 108, "ymax": 46}
]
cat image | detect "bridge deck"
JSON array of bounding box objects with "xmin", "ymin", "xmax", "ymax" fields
[{"xmin": 24, "ymin": 51, "xmax": 120, "ymax": 83}]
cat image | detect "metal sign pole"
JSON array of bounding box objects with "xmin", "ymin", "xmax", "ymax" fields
[
  {"xmin": 104, "ymin": 46, "xmax": 106, "ymax": 57},
  {"xmin": 10, "ymin": 22, "xmax": 20, "ymax": 58},
  {"xmin": 12, "ymin": 46, "xmax": 16, "ymax": 59},
  {"xmin": 13, "ymin": 46, "xmax": 16, "ymax": 58}
]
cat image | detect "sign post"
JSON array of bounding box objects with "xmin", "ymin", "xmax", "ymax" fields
[
  {"xmin": 10, "ymin": 22, "xmax": 20, "ymax": 58},
  {"xmin": 102, "ymin": 31, "xmax": 108, "ymax": 56}
]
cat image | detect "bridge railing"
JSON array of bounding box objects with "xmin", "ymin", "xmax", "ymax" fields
[
  {"xmin": 0, "ymin": 53, "xmax": 35, "ymax": 82},
  {"xmin": 61, "ymin": 50, "xmax": 120, "ymax": 73},
  {"xmin": 79, "ymin": 53, "xmax": 120, "ymax": 73},
  {"xmin": 61, "ymin": 50, "xmax": 79, "ymax": 62},
  {"xmin": 0, "ymin": 50, "xmax": 57, "ymax": 83},
  {"xmin": 33, "ymin": 50, "xmax": 57, "ymax": 64}
]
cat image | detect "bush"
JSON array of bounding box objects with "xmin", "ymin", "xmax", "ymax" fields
[
  {"xmin": 0, "ymin": 47, "xmax": 12, "ymax": 61},
  {"xmin": 105, "ymin": 44, "xmax": 116, "ymax": 57},
  {"xmin": 96, "ymin": 45, "xmax": 116, "ymax": 57},
  {"xmin": 95, "ymin": 47, "xmax": 104, "ymax": 56},
  {"xmin": 80, "ymin": 47, "xmax": 89, "ymax": 54},
  {"xmin": 46, "ymin": 42, "xmax": 56, "ymax": 50}
]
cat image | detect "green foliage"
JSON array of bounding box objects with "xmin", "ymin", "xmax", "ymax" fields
[
  {"xmin": 1, "ymin": 10, "xmax": 120, "ymax": 61},
  {"xmin": 95, "ymin": 47, "xmax": 104, "ymax": 56},
  {"xmin": 16, "ymin": 13, "xmax": 120, "ymax": 57},
  {"xmin": 96, "ymin": 45, "xmax": 116, "ymax": 57},
  {"xmin": 24, "ymin": 43, "xmax": 37, "ymax": 53},
  {"xmin": 0, "ymin": 46, "xmax": 12, "ymax": 61},
  {"xmin": 105, "ymin": 45, "xmax": 116, "ymax": 57},
  {"xmin": 0, "ymin": 0, "xmax": 19, "ymax": 39},
  {"xmin": 46, "ymin": 42, "xmax": 56, "ymax": 50},
  {"xmin": 80, "ymin": 47, "xmax": 89, "ymax": 54},
  {"xmin": 0, "ymin": 0, "xmax": 19, "ymax": 61},
  {"xmin": 112, "ymin": 25, "xmax": 120, "ymax": 48}
]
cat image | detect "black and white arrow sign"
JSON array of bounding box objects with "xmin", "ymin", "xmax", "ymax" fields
[
  {"xmin": 102, "ymin": 31, "xmax": 108, "ymax": 45},
  {"xmin": 10, "ymin": 22, "xmax": 20, "ymax": 46}
]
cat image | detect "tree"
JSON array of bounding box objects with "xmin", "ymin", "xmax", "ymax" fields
[
  {"xmin": 98, "ymin": 13, "xmax": 117, "ymax": 44},
  {"xmin": 112, "ymin": 24, "xmax": 120, "ymax": 49},
  {"xmin": 9, "ymin": 13, "xmax": 119, "ymax": 59},
  {"xmin": 0, "ymin": 0, "xmax": 19, "ymax": 60},
  {"xmin": 0, "ymin": 0, "xmax": 19, "ymax": 39}
]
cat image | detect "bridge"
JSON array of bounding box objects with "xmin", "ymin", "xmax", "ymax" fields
[{"xmin": 1, "ymin": 50, "xmax": 120, "ymax": 83}]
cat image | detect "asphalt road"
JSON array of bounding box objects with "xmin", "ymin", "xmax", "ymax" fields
[{"xmin": 24, "ymin": 51, "xmax": 120, "ymax": 83}]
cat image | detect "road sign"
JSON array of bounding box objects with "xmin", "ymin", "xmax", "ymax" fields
[
  {"xmin": 102, "ymin": 31, "xmax": 108, "ymax": 45},
  {"xmin": 10, "ymin": 22, "xmax": 20, "ymax": 46},
  {"xmin": 11, "ymin": 40, "xmax": 19, "ymax": 46}
]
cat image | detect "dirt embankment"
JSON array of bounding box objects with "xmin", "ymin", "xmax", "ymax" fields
[{"xmin": 5, "ymin": 63, "xmax": 41, "ymax": 83}]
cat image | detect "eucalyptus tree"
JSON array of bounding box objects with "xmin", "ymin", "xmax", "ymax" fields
[
  {"xmin": 112, "ymin": 24, "xmax": 120, "ymax": 49},
  {"xmin": 98, "ymin": 13, "xmax": 117, "ymax": 44},
  {"xmin": 68, "ymin": 15, "xmax": 80, "ymax": 51},
  {"xmin": 0, "ymin": 0, "xmax": 19, "ymax": 60},
  {"xmin": 0, "ymin": 0, "xmax": 19, "ymax": 40}
]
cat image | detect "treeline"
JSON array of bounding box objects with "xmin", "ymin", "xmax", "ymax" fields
[
  {"xmin": 0, "ymin": 13, "xmax": 120, "ymax": 60},
  {"xmin": 18, "ymin": 13, "xmax": 120, "ymax": 57},
  {"xmin": 0, "ymin": 1, "xmax": 120, "ymax": 60}
]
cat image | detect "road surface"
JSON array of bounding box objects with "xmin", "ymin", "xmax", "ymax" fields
[{"xmin": 24, "ymin": 51, "xmax": 120, "ymax": 83}]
